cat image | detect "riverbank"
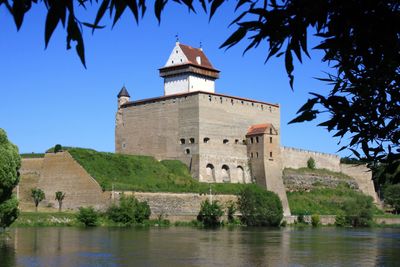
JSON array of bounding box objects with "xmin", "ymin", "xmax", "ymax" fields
[{"xmin": 11, "ymin": 212, "xmax": 400, "ymax": 228}]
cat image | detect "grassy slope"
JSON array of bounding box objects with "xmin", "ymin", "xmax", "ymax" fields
[
  {"xmin": 283, "ymin": 167, "xmax": 353, "ymax": 180},
  {"xmin": 68, "ymin": 148, "xmax": 249, "ymax": 194},
  {"xmin": 20, "ymin": 153, "xmax": 45, "ymax": 158},
  {"xmin": 287, "ymin": 185, "xmax": 383, "ymax": 215}
]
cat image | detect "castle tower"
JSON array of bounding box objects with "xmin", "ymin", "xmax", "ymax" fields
[
  {"xmin": 159, "ymin": 42, "xmax": 220, "ymax": 96},
  {"xmin": 117, "ymin": 86, "xmax": 130, "ymax": 108}
]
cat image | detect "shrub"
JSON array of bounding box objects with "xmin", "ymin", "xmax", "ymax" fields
[
  {"xmin": 54, "ymin": 144, "xmax": 62, "ymax": 153},
  {"xmin": 341, "ymin": 195, "xmax": 374, "ymax": 227},
  {"xmin": 297, "ymin": 213, "xmax": 305, "ymax": 224},
  {"xmin": 238, "ymin": 185, "xmax": 283, "ymax": 226},
  {"xmin": 384, "ymin": 184, "xmax": 400, "ymax": 213},
  {"xmin": 226, "ymin": 200, "xmax": 237, "ymax": 223},
  {"xmin": 197, "ymin": 199, "xmax": 223, "ymax": 227},
  {"xmin": 107, "ymin": 195, "xmax": 151, "ymax": 225},
  {"xmin": 311, "ymin": 214, "xmax": 320, "ymax": 227},
  {"xmin": 335, "ymin": 211, "xmax": 346, "ymax": 226},
  {"xmin": 307, "ymin": 157, "xmax": 316, "ymax": 170},
  {"xmin": 76, "ymin": 207, "xmax": 98, "ymax": 226},
  {"xmin": 31, "ymin": 188, "xmax": 45, "ymax": 212}
]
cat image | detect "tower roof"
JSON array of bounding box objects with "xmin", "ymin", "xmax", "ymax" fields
[
  {"xmin": 246, "ymin": 123, "xmax": 278, "ymax": 136},
  {"xmin": 117, "ymin": 86, "xmax": 130, "ymax": 98},
  {"xmin": 178, "ymin": 43, "xmax": 215, "ymax": 70}
]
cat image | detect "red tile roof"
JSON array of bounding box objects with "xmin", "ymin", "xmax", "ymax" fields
[
  {"xmin": 179, "ymin": 44, "xmax": 215, "ymax": 70},
  {"xmin": 246, "ymin": 123, "xmax": 276, "ymax": 136}
]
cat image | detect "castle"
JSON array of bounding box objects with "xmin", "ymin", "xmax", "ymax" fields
[{"xmin": 115, "ymin": 42, "xmax": 377, "ymax": 216}]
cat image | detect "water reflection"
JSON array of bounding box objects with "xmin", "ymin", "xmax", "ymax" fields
[{"xmin": 1, "ymin": 227, "xmax": 399, "ymax": 266}]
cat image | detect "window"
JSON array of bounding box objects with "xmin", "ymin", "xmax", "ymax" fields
[
  {"xmin": 231, "ymin": 99, "xmax": 234, "ymax": 105},
  {"xmin": 251, "ymin": 152, "xmax": 254, "ymax": 158},
  {"xmin": 270, "ymin": 137, "xmax": 273, "ymax": 143},
  {"xmin": 206, "ymin": 164, "xmax": 216, "ymax": 181},
  {"xmin": 242, "ymin": 140, "xmax": 247, "ymax": 145},
  {"xmin": 235, "ymin": 139, "xmax": 239, "ymax": 144},
  {"xmin": 203, "ymin": 137, "xmax": 210, "ymax": 143},
  {"xmin": 185, "ymin": 148, "xmax": 191, "ymax": 154},
  {"xmin": 223, "ymin": 139, "xmax": 229, "ymax": 144},
  {"xmin": 251, "ymin": 137, "xmax": 254, "ymax": 144},
  {"xmin": 122, "ymin": 143, "xmax": 126, "ymax": 149},
  {"xmin": 221, "ymin": 165, "xmax": 230, "ymax": 182},
  {"xmin": 270, "ymin": 151, "xmax": 273, "ymax": 157},
  {"xmin": 176, "ymin": 50, "xmax": 178, "ymax": 53},
  {"xmin": 172, "ymin": 60, "xmax": 174, "ymax": 64},
  {"xmin": 237, "ymin": 166, "xmax": 245, "ymax": 183},
  {"xmin": 256, "ymin": 152, "xmax": 259, "ymax": 158},
  {"xmin": 189, "ymin": 138, "xmax": 195, "ymax": 144},
  {"xmin": 180, "ymin": 138, "xmax": 185, "ymax": 144},
  {"xmin": 256, "ymin": 136, "xmax": 259, "ymax": 143},
  {"xmin": 270, "ymin": 128, "xmax": 273, "ymax": 134},
  {"xmin": 209, "ymin": 95, "xmax": 212, "ymax": 102}
]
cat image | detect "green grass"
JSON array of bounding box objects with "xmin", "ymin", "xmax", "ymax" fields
[
  {"xmin": 283, "ymin": 167, "xmax": 353, "ymax": 180},
  {"xmin": 20, "ymin": 153, "xmax": 45, "ymax": 158},
  {"xmin": 68, "ymin": 148, "xmax": 250, "ymax": 194},
  {"xmin": 287, "ymin": 185, "xmax": 383, "ymax": 215},
  {"xmin": 13, "ymin": 212, "xmax": 77, "ymax": 227}
]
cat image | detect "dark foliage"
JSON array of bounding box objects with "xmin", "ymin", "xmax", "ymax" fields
[
  {"xmin": 384, "ymin": 184, "xmax": 400, "ymax": 213},
  {"xmin": 341, "ymin": 195, "xmax": 374, "ymax": 227},
  {"xmin": 54, "ymin": 144, "xmax": 62, "ymax": 153},
  {"xmin": 197, "ymin": 199, "xmax": 223, "ymax": 227},
  {"xmin": 76, "ymin": 206, "xmax": 99, "ymax": 226},
  {"xmin": 107, "ymin": 195, "xmax": 151, "ymax": 225},
  {"xmin": 238, "ymin": 185, "xmax": 283, "ymax": 226}
]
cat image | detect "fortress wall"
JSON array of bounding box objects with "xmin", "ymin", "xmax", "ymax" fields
[
  {"xmin": 19, "ymin": 158, "xmax": 43, "ymax": 210},
  {"xmin": 116, "ymin": 94, "xmax": 200, "ymax": 176},
  {"xmin": 281, "ymin": 147, "xmax": 341, "ymax": 172},
  {"xmin": 37, "ymin": 152, "xmax": 108, "ymax": 210},
  {"xmin": 340, "ymin": 163, "xmax": 379, "ymax": 202},
  {"xmin": 113, "ymin": 191, "xmax": 237, "ymax": 222},
  {"xmin": 198, "ymin": 93, "xmax": 280, "ymax": 183}
]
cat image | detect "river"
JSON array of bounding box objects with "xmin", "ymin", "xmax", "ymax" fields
[{"xmin": 1, "ymin": 227, "xmax": 400, "ymax": 266}]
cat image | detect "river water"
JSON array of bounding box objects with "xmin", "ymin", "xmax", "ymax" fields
[{"xmin": 1, "ymin": 227, "xmax": 400, "ymax": 266}]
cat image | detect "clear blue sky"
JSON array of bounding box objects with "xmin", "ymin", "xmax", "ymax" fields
[{"xmin": 0, "ymin": 2, "xmax": 349, "ymax": 156}]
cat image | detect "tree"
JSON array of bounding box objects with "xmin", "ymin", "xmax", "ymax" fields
[
  {"xmin": 54, "ymin": 144, "xmax": 62, "ymax": 153},
  {"xmin": 3, "ymin": 0, "xmax": 399, "ymax": 169},
  {"xmin": 238, "ymin": 185, "xmax": 283, "ymax": 226},
  {"xmin": 106, "ymin": 195, "xmax": 151, "ymax": 225},
  {"xmin": 31, "ymin": 188, "xmax": 45, "ymax": 212},
  {"xmin": 0, "ymin": 128, "xmax": 20, "ymax": 229},
  {"xmin": 384, "ymin": 184, "xmax": 400, "ymax": 214},
  {"xmin": 55, "ymin": 191, "xmax": 66, "ymax": 212},
  {"xmin": 307, "ymin": 157, "xmax": 316, "ymax": 170},
  {"xmin": 197, "ymin": 199, "xmax": 224, "ymax": 227}
]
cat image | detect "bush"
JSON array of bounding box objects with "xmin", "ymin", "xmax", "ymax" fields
[
  {"xmin": 384, "ymin": 184, "xmax": 400, "ymax": 213},
  {"xmin": 297, "ymin": 213, "xmax": 305, "ymax": 224},
  {"xmin": 307, "ymin": 157, "xmax": 316, "ymax": 170},
  {"xmin": 341, "ymin": 195, "xmax": 374, "ymax": 227},
  {"xmin": 76, "ymin": 207, "xmax": 98, "ymax": 226},
  {"xmin": 54, "ymin": 144, "xmax": 62, "ymax": 153},
  {"xmin": 107, "ymin": 195, "xmax": 151, "ymax": 225},
  {"xmin": 335, "ymin": 211, "xmax": 346, "ymax": 226},
  {"xmin": 197, "ymin": 199, "xmax": 223, "ymax": 227},
  {"xmin": 226, "ymin": 200, "xmax": 237, "ymax": 223},
  {"xmin": 311, "ymin": 214, "xmax": 320, "ymax": 227},
  {"xmin": 238, "ymin": 185, "xmax": 283, "ymax": 226}
]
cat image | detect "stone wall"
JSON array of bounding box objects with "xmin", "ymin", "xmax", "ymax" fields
[
  {"xmin": 18, "ymin": 158, "xmax": 43, "ymax": 210},
  {"xmin": 281, "ymin": 147, "xmax": 341, "ymax": 172},
  {"xmin": 112, "ymin": 191, "xmax": 237, "ymax": 222}
]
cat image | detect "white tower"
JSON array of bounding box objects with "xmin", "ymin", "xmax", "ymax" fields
[{"xmin": 159, "ymin": 42, "xmax": 220, "ymax": 96}]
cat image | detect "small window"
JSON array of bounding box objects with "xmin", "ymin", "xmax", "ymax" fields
[
  {"xmin": 235, "ymin": 139, "xmax": 239, "ymax": 144},
  {"xmin": 220, "ymin": 97, "xmax": 223, "ymax": 103},
  {"xmin": 180, "ymin": 59, "xmax": 183, "ymax": 62},
  {"xmin": 209, "ymin": 95, "xmax": 212, "ymax": 102},
  {"xmin": 241, "ymin": 101, "xmax": 244, "ymax": 104},
  {"xmin": 180, "ymin": 138, "xmax": 185, "ymax": 144},
  {"xmin": 185, "ymin": 148, "xmax": 191, "ymax": 154},
  {"xmin": 203, "ymin": 137, "xmax": 210, "ymax": 143},
  {"xmin": 261, "ymin": 105, "xmax": 264, "ymax": 110},
  {"xmin": 242, "ymin": 140, "xmax": 246, "ymax": 145},
  {"xmin": 172, "ymin": 60, "xmax": 174, "ymax": 64},
  {"xmin": 251, "ymin": 152, "xmax": 254, "ymax": 158},
  {"xmin": 189, "ymin": 138, "xmax": 195, "ymax": 144},
  {"xmin": 223, "ymin": 139, "xmax": 229, "ymax": 144},
  {"xmin": 251, "ymin": 137, "xmax": 254, "ymax": 144},
  {"xmin": 256, "ymin": 136, "xmax": 259, "ymax": 143},
  {"xmin": 270, "ymin": 128, "xmax": 273, "ymax": 134},
  {"xmin": 176, "ymin": 50, "xmax": 178, "ymax": 53},
  {"xmin": 270, "ymin": 151, "xmax": 273, "ymax": 157},
  {"xmin": 270, "ymin": 137, "xmax": 272, "ymax": 143},
  {"xmin": 122, "ymin": 143, "xmax": 126, "ymax": 148},
  {"xmin": 256, "ymin": 152, "xmax": 259, "ymax": 158},
  {"xmin": 231, "ymin": 99, "xmax": 234, "ymax": 105},
  {"xmin": 252, "ymin": 103, "xmax": 254, "ymax": 106}
]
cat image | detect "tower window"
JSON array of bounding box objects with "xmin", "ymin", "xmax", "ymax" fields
[
  {"xmin": 235, "ymin": 139, "xmax": 239, "ymax": 144},
  {"xmin": 176, "ymin": 50, "xmax": 178, "ymax": 53},
  {"xmin": 270, "ymin": 137, "xmax": 273, "ymax": 143},
  {"xmin": 203, "ymin": 137, "xmax": 210, "ymax": 143},
  {"xmin": 251, "ymin": 152, "xmax": 254, "ymax": 158},
  {"xmin": 189, "ymin": 138, "xmax": 195, "ymax": 144},
  {"xmin": 223, "ymin": 139, "xmax": 229, "ymax": 144},
  {"xmin": 256, "ymin": 136, "xmax": 259, "ymax": 143},
  {"xmin": 270, "ymin": 151, "xmax": 273, "ymax": 157},
  {"xmin": 256, "ymin": 152, "xmax": 259, "ymax": 158},
  {"xmin": 251, "ymin": 137, "xmax": 254, "ymax": 144},
  {"xmin": 185, "ymin": 148, "xmax": 191, "ymax": 154},
  {"xmin": 180, "ymin": 138, "xmax": 185, "ymax": 144},
  {"xmin": 270, "ymin": 128, "xmax": 273, "ymax": 134}
]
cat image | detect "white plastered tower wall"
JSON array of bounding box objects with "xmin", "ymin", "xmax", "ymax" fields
[{"xmin": 162, "ymin": 42, "xmax": 217, "ymax": 95}]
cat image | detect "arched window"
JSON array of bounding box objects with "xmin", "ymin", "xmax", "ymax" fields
[
  {"xmin": 203, "ymin": 137, "xmax": 210, "ymax": 143},
  {"xmin": 180, "ymin": 138, "xmax": 185, "ymax": 144},
  {"xmin": 185, "ymin": 148, "xmax": 190, "ymax": 154},
  {"xmin": 221, "ymin": 165, "xmax": 230, "ymax": 182},
  {"xmin": 206, "ymin": 164, "xmax": 216, "ymax": 182},
  {"xmin": 237, "ymin": 166, "xmax": 245, "ymax": 183},
  {"xmin": 256, "ymin": 136, "xmax": 259, "ymax": 143},
  {"xmin": 223, "ymin": 139, "xmax": 229, "ymax": 144},
  {"xmin": 189, "ymin": 138, "xmax": 195, "ymax": 144}
]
